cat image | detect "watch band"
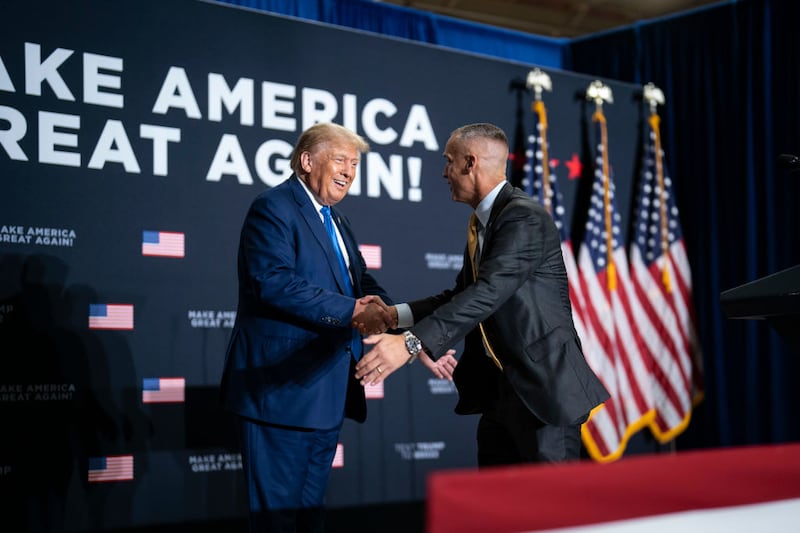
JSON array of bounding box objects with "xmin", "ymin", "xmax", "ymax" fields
[{"xmin": 403, "ymin": 331, "xmax": 422, "ymax": 365}]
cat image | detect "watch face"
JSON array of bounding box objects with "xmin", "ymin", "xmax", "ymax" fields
[
  {"xmin": 405, "ymin": 333, "xmax": 421, "ymax": 355},
  {"xmin": 403, "ymin": 332, "xmax": 420, "ymax": 364},
  {"xmin": 406, "ymin": 332, "xmax": 420, "ymax": 355}
]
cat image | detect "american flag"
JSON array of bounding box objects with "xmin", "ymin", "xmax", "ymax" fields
[
  {"xmin": 142, "ymin": 377, "xmax": 185, "ymax": 403},
  {"xmin": 142, "ymin": 230, "xmax": 185, "ymax": 258},
  {"xmin": 88, "ymin": 455, "xmax": 134, "ymax": 482},
  {"xmin": 578, "ymin": 108, "xmax": 655, "ymax": 462},
  {"xmin": 364, "ymin": 381, "xmax": 384, "ymax": 399},
  {"xmin": 88, "ymin": 303, "xmax": 134, "ymax": 330},
  {"xmin": 358, "ymin": 244, "xmax": 382, "ymax": 270},
  {"xmin": 523, "ymin": 100, "xmax": 592, "ymax": 368},
  {"xmin": 629, "ymin": 112, "xmax": 703, "ymax": 440},
  {"xmin": 331, "ymin": 443, "xmax": 344, "ymax": 468}
]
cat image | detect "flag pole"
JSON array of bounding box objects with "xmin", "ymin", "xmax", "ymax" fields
[
  {"xmin": 586, "ymin": 80, "xmax": 616, "ymax": 291},
  {"xmin": 643, "ymin": 82, "xmax": 672, "ymax": 293},
  {"xmin": 526, "ymin": 68, "xmax": 553, "ymax": 214}
]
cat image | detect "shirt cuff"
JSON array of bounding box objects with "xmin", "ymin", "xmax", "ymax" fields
[{"xmin": 395, "ymin": 303, "xmax": 414, "ymax": 328}]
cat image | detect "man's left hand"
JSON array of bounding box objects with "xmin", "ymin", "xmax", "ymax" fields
[
  {"xmin": 355, "ymin": 333, "xmax": 409, "ymax": 385},
  {"xmin": 420, "ymin": 350, "xmax": 458, "ymax": 381}
]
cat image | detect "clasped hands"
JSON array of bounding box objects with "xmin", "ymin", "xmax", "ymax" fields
[
  {"xmin": 351, "ymin": 295, "xmax": 457, "ymax": 384},
  {"xmin": 351, "ymin": 295, "xmax": 396, "ymax": 335}
]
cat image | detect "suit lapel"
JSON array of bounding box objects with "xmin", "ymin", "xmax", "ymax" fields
[{"xmin": 288, "ymin": 176, "xmax": 353, "ymax": 295}]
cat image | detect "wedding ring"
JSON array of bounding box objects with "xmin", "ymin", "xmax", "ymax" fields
[{"xmin": 377, "ymin": 366, "xmax": 383, "ymax": 374}]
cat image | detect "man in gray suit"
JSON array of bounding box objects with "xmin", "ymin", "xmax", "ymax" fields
[{"xmin": 356, "ymin": 122, "xmax": 609, "ymax": 465}]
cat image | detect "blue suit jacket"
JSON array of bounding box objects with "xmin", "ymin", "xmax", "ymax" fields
[{"xmin": 220, "ymin": 175, "xmax": 391, "ymax": 430}]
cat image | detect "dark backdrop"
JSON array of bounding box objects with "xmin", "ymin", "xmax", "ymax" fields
[{"xmin": 0, "ymin": 1, "xmax": 648, "ymax": 530}]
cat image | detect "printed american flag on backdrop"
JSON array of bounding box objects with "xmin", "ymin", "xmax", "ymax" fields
[
  {"xmin": 88, "ymin": 304, "xmax": 134, "ymax": 330},
  {"xmin": 364, "ymin": 381, "xmax": 384, "ymax": 399},
  {"xmin": 358, "ymin": 244, "xmax": 382, "ymax": 269},
  {"xmin": 524, "ymin": 100, "xmax": 593, "ymax": 366},
  {"xmin": 88, "ymin": 455, "xmax": 134, "ymax": 482},
  {"xmin": 578, "ymin": 109, "xmax": 655, "ymax": 462},
  {"xmin": 331, "ymin": 443, "xmax": 344, "ymax": 468},
  {"xmin": 629, "ymin": 112, "xmax": 703, "ymax": 441},
  {"xmin": 142, "ymin": 230, "xmax": 185, "ymax": 258},
  {"xmin": 142, "ymin": 377, "xmax": 185, "ymax": 403}
]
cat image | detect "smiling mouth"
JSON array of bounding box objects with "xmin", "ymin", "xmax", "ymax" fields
[{"xmin": 333, "ymin": 178, "xmax": 348, "ymax": 188}]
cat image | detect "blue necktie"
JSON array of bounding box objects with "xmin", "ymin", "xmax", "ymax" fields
[
  {"xmin": 321, "ymin": 206, "xmax": 361, "ymax": 359},
  {"xmin": 320, "ymin": 206, "xmax": 353, "ymax": 296}
]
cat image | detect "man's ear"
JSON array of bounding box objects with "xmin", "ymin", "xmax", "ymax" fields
[
  {"xmin": 465, "ymin": 154, "xmax": 476, "ymax": 170},
  {"xmin": 300, "ymin": 151, "xmax": 313, "ymax": 173}
]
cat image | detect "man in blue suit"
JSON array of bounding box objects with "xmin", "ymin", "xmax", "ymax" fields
[{"xmin": 220, "ymin": 123, "xmax": 396, "ymax": 532}]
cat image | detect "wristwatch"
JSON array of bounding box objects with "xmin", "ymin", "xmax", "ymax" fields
[{"xmin": 403, "ymin": 331, "xmax": 423, "ymax": 365}]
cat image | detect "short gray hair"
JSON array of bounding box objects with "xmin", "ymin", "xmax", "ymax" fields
[{"xmin": 450, "ymin": 123, "xmax": 508, "ymax": 148}]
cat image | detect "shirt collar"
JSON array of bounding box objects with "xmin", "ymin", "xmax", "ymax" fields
[
  {"xmin": 474, "ymin": 181, "xmax": 506, "ymax": 228},
  {"xmin": 297, "ymin": 176, "xmax": 326, "ymax": 220}
]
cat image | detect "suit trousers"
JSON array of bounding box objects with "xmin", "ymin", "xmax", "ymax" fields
[
  {"xmin": 239, "ymin": 417, "xmax": 341, "ymax": 533},
  {"xmin": 476, "ymin": 363, "xmax": 583, "ymax": 466}
]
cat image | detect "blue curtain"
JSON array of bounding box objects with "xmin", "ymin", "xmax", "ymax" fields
[
  {"xmin": 216, "ymin": 0, "xmax": 566, "ymax": 68},
  {"xmin": 567, "ymin": 0, "xmax": 800, "ymax": 448}
]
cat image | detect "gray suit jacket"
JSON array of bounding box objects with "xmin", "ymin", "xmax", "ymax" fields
[{"xmin": 410, "ymin": 183, "xmax": 609, "ymax": 425}]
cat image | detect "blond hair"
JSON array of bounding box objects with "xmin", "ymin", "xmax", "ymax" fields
[{"xmin": 290, "ymin": 123, "xmax": 369, "ymax": 175}]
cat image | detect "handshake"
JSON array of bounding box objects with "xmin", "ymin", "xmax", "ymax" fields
[
  {"xmin": 350, "ymin": 295, "xmax": 458, "ymax": 384},
  {"xmin": 351, "ymin": 295, "xmax": 397, "ymax": 335}
]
